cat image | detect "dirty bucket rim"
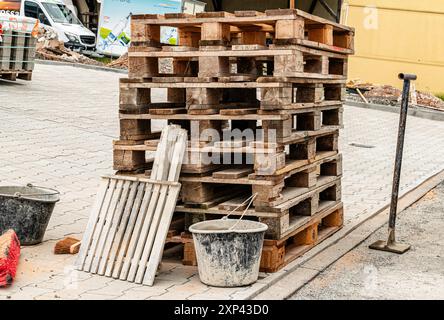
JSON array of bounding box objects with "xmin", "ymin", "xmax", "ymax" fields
[
  {"xmin": 189, "ymin": 219, "xmax": 268, "ymax": 234},
  {"xmin": 0, "ymin": 185, "xmax": 60, "ymax": 203}
]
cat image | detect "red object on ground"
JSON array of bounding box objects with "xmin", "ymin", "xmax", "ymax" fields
[{"xmin": 0, "ymin": 230, "xmax": 21, "ymax": 287}]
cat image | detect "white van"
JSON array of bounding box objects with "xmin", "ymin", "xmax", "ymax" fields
[{"xmin": 20, "ymin": 0, "xmax": 96, "ymax": 53}]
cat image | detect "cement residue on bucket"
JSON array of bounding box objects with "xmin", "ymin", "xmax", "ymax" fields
[{"xmin": 189, "ymin": 219, "xmax": 268, "ymax": 287}]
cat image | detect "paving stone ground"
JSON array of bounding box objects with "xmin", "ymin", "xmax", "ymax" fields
[{"xmin": 0, "ymin": 64, "xmax": 443, "ymax": 300}]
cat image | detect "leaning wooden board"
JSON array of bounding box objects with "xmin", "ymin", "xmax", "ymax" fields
[{"xmin": 76, "ymin": 125, "xmax": 187, "ymax": 286}]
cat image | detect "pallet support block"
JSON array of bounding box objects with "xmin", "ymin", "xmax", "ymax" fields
[
  {"xmin": 198, "ymin": 56, "xmax": 230, "ymax": 77},
  {"xmin": 252, "ymin": 182, "xmax": 285, "ymax": 205},
  {"xmin": 254, "ymin": 151, "xmax": 286, "ymax": 176},
  {"xmin": 261, "ymin": 87, "xmax": 293, "ymax": 108},
  {"xmin": 308, "ymin": 25, "xmax": 334, "ymax": 46},
  {"xmin": 113, "ymin": 149, "xmax": 146, "ymax": 171},
  {"xmin": 275, "ymin": 18, "xmax": 305, "ymax": 40},
  {"xmin": 201, "ymin": 22, "xmax": 231, "ymax": 43},
  {"xmin": 274, "ymin": 52, "xmax": 304, "ymax": 75},
  {"xmin": 120, "ymin": 87, "xmax": 151, "ymax": 112},
  {"xmin": 131, "ymin": 20, "xmax": 161, "ymax": 44},
  {"xmin": 262, "ymin": 118, "xmax": 292, "ymax": 140},
  {"xmin": 128, "ymin": 49, "xmax": 159, "ymax": 79},
  {"xmin": 119, "ymin": 119, "xmax": 152, "ymax": 140},
  {"xmin": 260, "ymin": 215, "xmax": 290, "ymax": 240},
  {"xmin": 186, "ymin": 88, "xmax": 222, "ymax": 108}
]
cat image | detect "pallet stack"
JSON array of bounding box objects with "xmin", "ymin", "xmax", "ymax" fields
[
  {"xmin": 114, "ymin": 9, "xmax": 354, "ymax": 273},
  {"xmin": 0, "ymin": 16, "xmax": 37, "ymax": 81}
]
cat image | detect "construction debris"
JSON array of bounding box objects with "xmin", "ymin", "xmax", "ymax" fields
[
  {"xmin": 347, "ymin": 79, "xmax": 444, "ymax": 111},
  {"xmin": 36, "ymin": 39, "xmax": 103, "ymax": 66},
  {"xmin": 107, "ymin": 53, "xmax": 128, "ymax": 69},
  {"xmin": 0, "ymin": 230, "xmax": 20, "ymax": 288}
]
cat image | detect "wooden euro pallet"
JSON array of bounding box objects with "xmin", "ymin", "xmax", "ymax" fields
[
  {"xmin": 167, "ymin": 202, "xmax": 344, "ymax": 272},
  {"xmin": 179, "ymin": 178, "xmax": 342, "ymax": 240},
  {"xmin": 114, "ymin": 126, "xmax": 340, "ymax": 174},
  {"xmin": 119, "ymin": 77, "xmax": 345, "ymax": 115},
  {"xmin": 129, "ymin": 9, "xmax": 354, "ymax": 52},
  {"xmin": 127, "ymin": 44, "xmax": 348, "ymax": 80}
]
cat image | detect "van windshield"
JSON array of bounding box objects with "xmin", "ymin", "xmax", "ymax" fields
[{"xmin": 42, "ymin": 2, "xmax": 81, "ymax": 25}]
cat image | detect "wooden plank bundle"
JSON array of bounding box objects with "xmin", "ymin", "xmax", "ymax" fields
[
  {"xmin": 114, "ymin": 9, "xmax": 354, "ymax": 273},
  {"xmin": 78, "ymin": 125, "xmax": 187, "ymax": 285}
]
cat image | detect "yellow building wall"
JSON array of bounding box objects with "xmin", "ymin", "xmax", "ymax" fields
[{"xmin": 343, "ymin": 0, "xmax": 444, "ymax": 93}]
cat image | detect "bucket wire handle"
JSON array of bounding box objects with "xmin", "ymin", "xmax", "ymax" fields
[
  {"xmin": 222, "ymin": 193, "xmax": 258, "ymax": 231},
  {"xmin": 13, "ymin": 183, "xmax": 60, "ymax": 198}
]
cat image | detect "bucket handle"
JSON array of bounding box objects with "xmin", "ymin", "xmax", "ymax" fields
[
  {"xmin": 222, "ymin": 193, "xmax": 258, "ymax": 231},
  {"xmin": 13, "ymin": 183, "xmax": 60, "ymax": 198}
]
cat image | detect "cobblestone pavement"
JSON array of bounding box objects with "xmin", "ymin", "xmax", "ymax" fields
[{"xmin": 0, "ymin": 64, "xmax": 443, "ymax": 300}]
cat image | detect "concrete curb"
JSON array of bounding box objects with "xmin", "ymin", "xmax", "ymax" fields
[
  {"xmin": 346, "ymin": 101, "xmax": 444, "ymax": 122},
  {"xmin": 250, "ymin": 169, "xmax": 444, "ymax": 300},
  {"xmin": 35, "ymin": 59, "xmax": 128, "ymax": 75}
]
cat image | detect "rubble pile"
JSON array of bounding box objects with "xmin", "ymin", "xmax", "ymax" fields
[
  {"xmin": 347, "ymin": 79, "xmax": 444, "ymax": 111},
  {"xmin": 107, "ymin": 53, "xmax": 128, "ymax": 69},
  {"xmin": 35, "ymin": 25, "xmax": 103, "ymax": 66},
  {"xmin": 36, "ymin": 39, "xmax": 104, "ymax": 66}
]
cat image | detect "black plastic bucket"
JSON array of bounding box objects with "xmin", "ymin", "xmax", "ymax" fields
[{"xmin": 0, "ymin": 184, "xmax": 60, "ymax": 245}]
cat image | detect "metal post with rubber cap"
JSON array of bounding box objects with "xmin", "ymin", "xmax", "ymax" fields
[{"xmin": 369, "ymin": 73, "xmax": 417, "ymax": 254}]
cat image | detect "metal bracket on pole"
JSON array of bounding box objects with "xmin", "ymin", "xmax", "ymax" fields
[{"xmin": 369, "ymin": 73, "xmax": 417, "ymax": 254}]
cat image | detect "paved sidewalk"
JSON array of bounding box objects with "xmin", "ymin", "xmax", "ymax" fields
[
  {"xmin": 0, "ymin": 63, "xmax": 444, "ymax": 300},
  {"xmin": 290, "ymin": 183, "xmax": 444, "ymax": 300}
]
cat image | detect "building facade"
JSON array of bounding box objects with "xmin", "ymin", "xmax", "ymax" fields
[{"xmin": 343, "ymin": 0, "xmax": 444, "ymax": 93}]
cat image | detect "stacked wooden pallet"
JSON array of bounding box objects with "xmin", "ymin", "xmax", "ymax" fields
[
  {"xmin": 114, "ymin": 9, "xmax": 354, "ymax": 273},
  {"xmin": 0, "ymin": 17, "xmax": 37, "ymax": 81}
]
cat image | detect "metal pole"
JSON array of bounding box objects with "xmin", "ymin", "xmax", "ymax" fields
[{"xmin": 370, "ymin": 73, "xmax": 417, "ymax": 254}]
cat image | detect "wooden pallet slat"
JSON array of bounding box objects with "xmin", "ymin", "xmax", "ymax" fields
[{"xmin": 77, "ymin": 125, "xmax": 187, "ymax": 286}]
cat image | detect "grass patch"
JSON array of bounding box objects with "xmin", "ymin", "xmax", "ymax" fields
[
  {"xmin": 436, "ymin": 93, "xmax": 444, "ymax": 101},
  {"xmin": 91, "ymin": 56, "xmax": 114, "ymax": 64}
]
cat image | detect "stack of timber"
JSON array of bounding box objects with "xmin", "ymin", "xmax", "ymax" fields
[
  {"xmin": 0, "ymin": 16, "xmax": 37, "ymax": 81},
  {"xmin": 114, "ymin": 9, "xmax": 354, "ymax": 273}
]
